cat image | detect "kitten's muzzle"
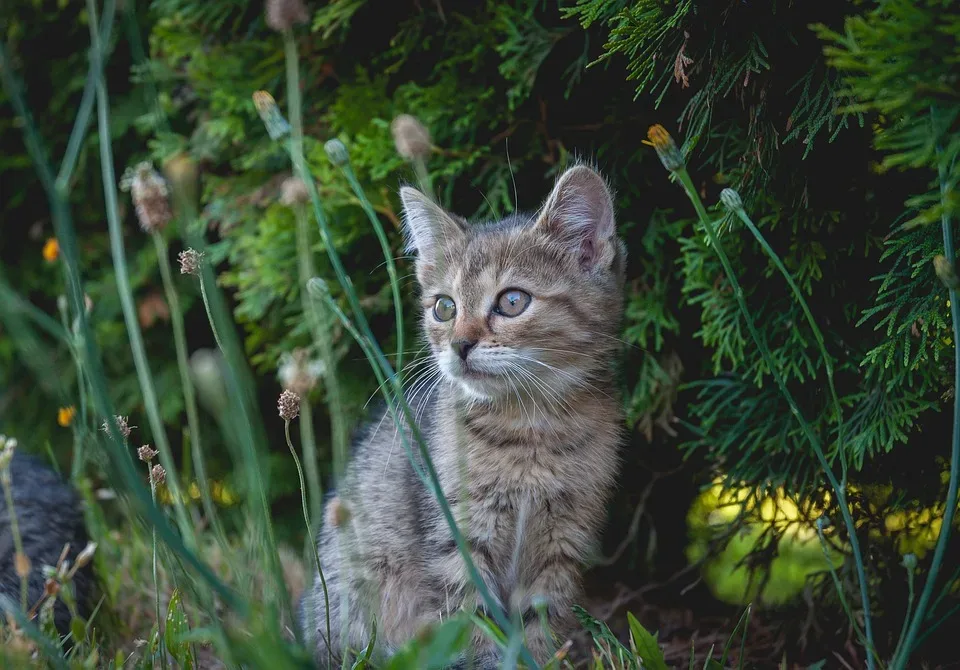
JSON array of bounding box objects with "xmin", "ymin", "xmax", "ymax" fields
[{"xmin": 452, "ymin": 338, "xmax": 478, "ymax": 361}]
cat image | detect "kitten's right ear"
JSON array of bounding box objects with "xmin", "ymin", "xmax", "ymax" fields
[{"xmin": 399, "ymin": 187, "xmax": 465, "ymax": 260}]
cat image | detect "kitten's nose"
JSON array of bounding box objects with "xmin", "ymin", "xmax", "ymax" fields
[{"xmin": 452, "ymin": 338, "xmax": 478, "ymax": 361}]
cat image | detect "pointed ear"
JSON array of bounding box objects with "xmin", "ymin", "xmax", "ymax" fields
[
  {"xmin": 399, "ymin": 186, "xmax": 465, "ymax": 260},
  {"xmin": 535, "ymin": 165, "xmax": 617, "ymax": 271}
]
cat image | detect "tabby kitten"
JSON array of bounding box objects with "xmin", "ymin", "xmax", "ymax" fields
[{"xmin": 300, "ymin": 164, "xmax": 626, "ymax": 668}]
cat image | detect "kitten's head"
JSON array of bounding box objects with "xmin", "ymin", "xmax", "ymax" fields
[{"xmin": 401, "ymin": 164, "xmax": 626, "ymax": 403}]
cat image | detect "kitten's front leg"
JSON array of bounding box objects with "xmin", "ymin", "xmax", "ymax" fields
[{"xmin": 514, "ymin": 504, "xmax": 598, "ymax": 664}]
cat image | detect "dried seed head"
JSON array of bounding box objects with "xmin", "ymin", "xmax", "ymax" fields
[
  {"xmin": 265, "ymin": 0, "xmax": 309, "ymax": 32},
  {"xmin": 645, "ymin": 124, "xmax": 684, "ymax": 172},
  {"xmin": 720, "ymin": 188, "xmax": 743, "ymax": 212},
  {"xmin": 14, "ymin": 552, "xmax": 31, "ymax": 578},
  {"xmin": 101, "ymin": 415, "xmax": 133, "ymax": 440},
  {"xmin": 279, "ymin": 177, "xmax": 311, "ymax": 207},
  {"xmin": 43, "ymin": 577, "xmax": 60, "ymax": 599},
  {"xmin": 75, "ymin": 542, "xmax": 98, "ymax": 569},
  {"xmin": 278, "ymin": 389, "xmax": 301, "ymax": 421},
  {"xmin": 138, "ymin": 445, "xmax": 158, "ymax": 462},
  {"xmin": 253, "ymin": 91, "xmax": 291, "ymax": 140},
  {"xmin": 279, "ymin": 348, "xmax": 325, "ymax": 395},
  {"xmin": 120, "ymin": 162, "xmax": 172, "ymax": 233},
  {"xmin": 391, "ymin": 114, "xmax": 432, "ymax": 160},
  {"xmin": 150, "ymin": 464, "xmax": 166, "ymax": 485},
  {"xmin": 306, "ymin": 277, "xmax": 329, "ymax": 301},
  {"xmin": 178, "ymin": 248, "xmax": 204, "ymax": 276},
  {"xmin": 324, "ymin": 139, "xmax": 349, "ymax": 167},
  {"xmin": 934, "ymin": 255, "xmax": 959, "ymax": 289}
]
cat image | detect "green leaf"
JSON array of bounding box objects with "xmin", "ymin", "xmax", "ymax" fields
[
  {"xmin": 69, "ymin": 616, "xmax": 87, "ymax": 645},
  {"xmin": 164, "ymin": 588, "xmax": 195, "ymax": 669},
  {"xmin": 627, "ymin": 612, "xmax": 669, "ymax": 670}
]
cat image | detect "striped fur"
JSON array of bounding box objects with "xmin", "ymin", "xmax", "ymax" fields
[{"xmin": 300, "ymin": 165, "xmax": 626, "ymax": 668}]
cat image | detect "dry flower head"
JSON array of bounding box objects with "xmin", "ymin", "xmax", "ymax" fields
[
  {"xmin": 391, "ymin": 114, "xmax": 432, "ymax": 160},
  {"xmin": 178, "ymin": 248, "xmax": 204, "ymax": 276},
  {"xmin": 265, "ymin": 0, "xmax": 309, "ymax": 32},
  {"xmin": 278, "ymin": 389, "xmax": 301, "ymax": 421},
  {"xmin": 138, "ymin": 445, "xmax": 159, "ymax": 462},
  {"xmin": 120, "ymin": 162, "xmax": 173, "ymax": 233}
]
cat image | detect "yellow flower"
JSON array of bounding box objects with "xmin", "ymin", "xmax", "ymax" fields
[
  {"xmin": 57, "ymin": 406, "xmax": 76, "ymax": 427},
  {"xmin": 42, "ymin": 238, "xmax": 60, "ymax": 263}
]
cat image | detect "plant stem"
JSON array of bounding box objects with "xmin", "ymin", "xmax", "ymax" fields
[
  {"xmin": 339, "ymin": 163, "xmax": 405, "ymax": 375},
  {"xmin": 196, "ymin": 270, "xmax": 298, "ymax": 634},
  {"xmin": 148, "ymin": 463, "xmax": 168, "ymax": 670},
  {"xmin": 0, "ymin": 473, "xmax": 28, "ymax": 611},
  {"xmin": 85, "ymin": 0, "xmax": 197, "ymax": 550},
  {"xmin": 893, "ymin": 120, "xmax": 960, "ymax": 667},
  {"xmin": 674, "ymin": 166, "xmax": 876, "ymax": 669},
  {"xmin": 894, "ymin": 562, "xmax": 916, "ymax": 657},
  {"xmin": 284, "ymin": 420, "xmax": 332, "ymax": 668},
  {"xmin": 152, "ymin": 232, "xmax": 232, "ymax": 555},
  {"xmin": 293, "ymin": 205, "xmax": 339, "ymax": 502},
  {"xmin": 729, "ymin": 207, "xmax": 845, "ymax": 456}
]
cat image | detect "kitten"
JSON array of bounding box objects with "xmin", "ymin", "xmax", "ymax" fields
[{"xmin": 300, "ymin": 164, "xmax": 626, "ymax": 667}]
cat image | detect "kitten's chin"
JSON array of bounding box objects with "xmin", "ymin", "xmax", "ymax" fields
[{"xmin": 450, "ymin": 374, "xmax": 501, "ymax": 403}]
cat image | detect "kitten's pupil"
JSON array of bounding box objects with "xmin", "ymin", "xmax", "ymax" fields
[
  {"xmin": 496, "ymin": 289, "xmax": 531, "ymax": 317},
  {"xmin": 433, "ymin": 296, "xmax": 456, "ymax": 322}
]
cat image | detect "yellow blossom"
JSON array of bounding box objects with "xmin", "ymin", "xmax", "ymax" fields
[
  {"xmin": 57, "ymin": 406, "xmax": 76, "ymax": 427},
  {"xmin": 42, "ymin": 238, "xmax": 59, "ymax": 263}
]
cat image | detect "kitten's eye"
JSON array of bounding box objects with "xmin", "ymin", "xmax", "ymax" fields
[
  {"xmin": 495, "ymin": 289, "xmax": 531, "ymax": 317},
  {"xmin": 433, "ymin": 296, "xmax": 457, "ymax": 322}
]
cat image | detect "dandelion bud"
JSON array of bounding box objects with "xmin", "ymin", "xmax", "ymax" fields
[
  {"xmin": 14, "ymin": 552, "xmax": 31, "ymax": 578},
  {"xmin": 324, "ymin": 139, "xmax": 349, "ymax": 167},
  {"xmin": 138, "ymin": 445, "xmax": 158, "ymax": 462},
  {"xmin": 280, "ymin": 177, "xmax": 311, "ymax": 207},
  {"xmin": 306, "ymin": 277, "xmax": 329, "ymax": 301},
  {"xmin": 162, "ymin": 151, "xmax": 200, "ymax": 214},
  {"xmin": 190, "ymin": 349, "xmax": 229, "ymax": 416},
  {"xmin": 101, "ymin": 416, "xmax": 133, "ymax": 440},
  {"xmin": 934, "ymin": 255, "xmax": 959, "ymax": 289},
  {"xmin": 150, "ymin": 464, "xmax": 166, "ymax": 486},
  {"xmin": 645, "ymin": 124, "xmax": 684, "ymax": 172},
  {"xmin": 265, "ymin": 0, "xmax": 309, "ymax": 32},
  {"xmin": 720, "ymin": 188, "xmax": 743, "ymax": 212},
  {"xmin": 178, "ymin": 248, "xmax": 204, "ymax": 276},
  {"xmin": 253, "ymin": 91, "xmax": 291, "ymax": 140},
  {"xmin": 278, "ymin": 389, "xmax": 301, "ymax": 421},
  {"xmin": 0, "ymin": 436, "xmax": 17, "ymax": 472},
  {"xmin": 120, "ymin": 162, "xmax": 173, "ymax": 233},
  {"xmin": 391, "ymin": 114, "xmax": 432, "ymax": 161},
  {"xmin": 75, "ymin": 542, "xmax": 98, "ymax": 569}
]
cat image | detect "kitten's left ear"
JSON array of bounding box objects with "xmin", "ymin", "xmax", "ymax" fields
[{"xmin": 535, "ymin": 164, "xmax": 617, "ymax": 271}]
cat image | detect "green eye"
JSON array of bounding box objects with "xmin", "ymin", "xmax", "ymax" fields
[
  {"xmin": 433, "ymin": 296, "xmax": 456, "ymax": 322},
  {"xmin": 495, "ymin": 289, "xmax": 531, "ymax": 317}
]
